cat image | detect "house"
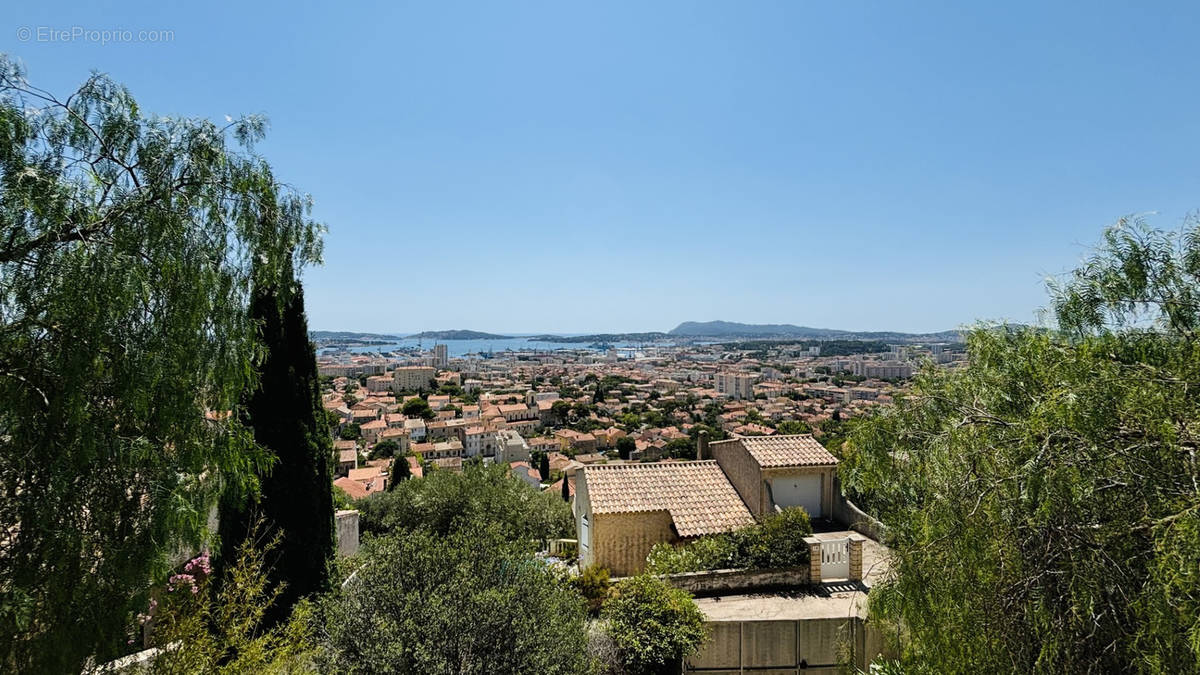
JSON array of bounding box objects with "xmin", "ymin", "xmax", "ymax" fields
[
  {"xmin": 336, "ymin": 449, "xmax": 357, "ymax": 476},
  {"xmin": 575, "ymin": 434, "xmax": 839, "ymax": 575},
  {"xmin": 432, "ymin": 457, "xmax": 463, "ymax": 473},
  {"xmin": 709, "ymin": 434, "xmax": 838, "ymax": 520},
  {"xmin": 574, "ymin": 461, "xmax": 755, "ymax": 576},
  {"xmin": 360, "ymin": 418, "xmax": 387, "ymax": 444},
  {"xmin": 509, "ymin": 461, "xmax": 542, "ymax": 489},
  {"xmin": 404, "ymin": 418, "xmax": 426, "ymax": 442},
  {"xmin": 333, "ymin": 477, "xmax": 370, "ymax": 500}
]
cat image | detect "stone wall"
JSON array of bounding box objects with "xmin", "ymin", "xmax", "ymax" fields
[{"xmin": 661, "ymin": 566, "xmax": 810, "ymax": 595}]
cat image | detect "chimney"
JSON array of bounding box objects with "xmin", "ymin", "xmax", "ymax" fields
[{"xmin": 697, "ymin": 429, "xmax": 709, "ymax": 461}]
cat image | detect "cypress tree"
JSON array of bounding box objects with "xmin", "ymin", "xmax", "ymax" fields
[
  {"xmin": 220, "ymin": 281, "xmax": 333, "ymax": 624},
  {"xmin": 561, "ymin": 475, "xmax": 570, "ymax": 501},
  {"xmin": 390, "ymin": 454, "xmax": 411, "ymax": 488},
  {"xmin": 539, "ymin": 453, "xmax": 551, "ymax": 481}
]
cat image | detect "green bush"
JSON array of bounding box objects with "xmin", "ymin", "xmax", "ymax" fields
[
  {"xmin": 573, "ymin": 565, "xmax": 612, "ymax": 612},
  {"xmin": 644, "ymin": 507, "xmax": 812, "ymax": 574},
  {"xmin": 601, "ymin": 575, "xmax": 707, "ymax": 675},
  {"xmin": 645, "ymin": 533, "xmax": 737, "ymax": 575},
  {"xmin": 319, "ymin": 527, "xmax": 592, "ymax": 674}
]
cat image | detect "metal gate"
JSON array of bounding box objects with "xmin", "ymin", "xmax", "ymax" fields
[{"xmin": 821, "ymin": 537, "xmax": 850, "ymax": 579}]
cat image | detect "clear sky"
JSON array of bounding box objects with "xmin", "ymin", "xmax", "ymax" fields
[{"xmin": 5, "ymin": 2, "xmax": 1200, "ymax": 334}]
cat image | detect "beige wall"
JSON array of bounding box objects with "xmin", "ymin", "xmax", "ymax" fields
[
  {"xmin": 711, "ymin": 440, "xmax": 838, "ymax": 520},
  {"xmin": 591, "ymin": 511, "xmax": 677, "ymax": 576},
  {"xmin": 712, "ymin": 440, "xmax": 767, "ymax": 517}
]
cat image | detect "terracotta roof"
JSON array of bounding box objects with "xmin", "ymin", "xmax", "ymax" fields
[
  {"xmin": 737, "ymin": 434, "xmax": 838, "ymax": 468},
  {"xmin": 581, "ymin": 461, "xmax": 754, "ymax": 537},
  {"xmin": 333, "ymin": 477, "xmax": 368, "ymax": 500}
]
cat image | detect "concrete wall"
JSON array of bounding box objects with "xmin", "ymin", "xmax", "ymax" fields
[
  {"xmin": 662, "ymin": 566, "xmax": 810, "ymax": 596},
  {"xmin": 335, "ymin": 509, "xmax": 359, "ymax": 557},
  {"xmin": 686, "ymin": 616, "xmax": 885, "ymax": 674},
  {"xmin": 831, "ymin": 489, "xmax": 887, "ymax": 542}
]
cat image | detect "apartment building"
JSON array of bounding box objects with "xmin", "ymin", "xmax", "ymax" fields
[
  {"xmin": 716, "ymin": 371, "xmax": 757, "ymax": 399},
  {"xmin": 393, "ymin": 366, "xmax": 436, "ymax": 392}
]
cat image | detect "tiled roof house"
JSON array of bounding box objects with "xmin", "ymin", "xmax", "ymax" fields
[{"xmin": 575, "ymin": 434, "xmax": 838, "ymax": 575}]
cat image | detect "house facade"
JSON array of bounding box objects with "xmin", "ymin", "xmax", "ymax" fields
[{"xmin": 575, "ymin": 434, "xmax": 838, "ymax": 575}]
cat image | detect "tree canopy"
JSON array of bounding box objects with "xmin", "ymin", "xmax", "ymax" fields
[
  {"xmin": 355, "ymin": 461, "xmax": 573, "ymax": 542},
  {"xmin": 601, "ymin": 575, "xmax": 707, "ymax": 675},
  {"xmin": 0, "ymin": 59, "xmax": 322, "ymax": 670},
  {"xmin": 843, "ymin": 217, "xmax": 1200, "ymax": 673},
  {"xmin": 318, "ymin": 527, "xmax": 591, "ymax": 674}
]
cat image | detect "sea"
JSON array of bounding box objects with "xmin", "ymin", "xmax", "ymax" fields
[{"xmin": 323, "ymin": 336, "xmax": 657, "ymax": 358}]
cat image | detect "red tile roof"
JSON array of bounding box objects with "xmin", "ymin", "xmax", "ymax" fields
[
  {"xmin": 737, "ymin": 434, "xmax": 838, "ymax": 468},
  {"xmin": 580, "ymin": 461, "xmax": 754, "ymax": 537}
]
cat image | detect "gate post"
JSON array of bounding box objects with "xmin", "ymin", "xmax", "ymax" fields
[
  {"xmin": 803, "ymin": 536, "xmax": 822, "ymax": 584},
  {"xmin": 848, "ymin": 532, "xmax": 866, "ymax": 581}
]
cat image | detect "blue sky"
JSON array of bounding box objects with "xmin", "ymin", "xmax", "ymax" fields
[{"xmin": 5, "ymin": 2, "xmax": 1200, "ymax": 334}]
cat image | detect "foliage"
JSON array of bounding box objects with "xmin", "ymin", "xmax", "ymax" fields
[
  {"xmin": 219, "ymin": 283, "xmax": 333, "ymax": 626},
  {"xmin": 573, "ymin": 565, "xmax": 613, "ymax": 613},
  {"xmin": 389, "ymin": 455, "xmax": 411, "ymax": 486},
  {"xmin": 337, "ymin": 422, "xmax": 361, "ymax": 441},
  {"xmin": 145, "ymin": 524, "xmax": 318, "ymax": 673},
  {"xmin": 331, "ymin": 485, "xmax": 355, "ymax": 511},
  {"xmin": 0, "ymin": 59, "xmax": 322, "ymax": 670},
  {"xmin": 616, "ymin": 436, "xmax": 636, "ymax": 460},
  {"xmin": 775, "ymin": 420, "xmax": 811, "ymax": 435},
  {"xmin": 551, "ymin": 399, "xmax": 572, "ymax": 424},
  {"xmin": 842, "ymin": 217, "xmax": 1200, "ymax": 672},
  {"xmin": 540, "ymin": 452, "xmax": 552, "ymax": 480},
  {"xmin": 355, "ymin": 461, "xmax": 573, "ymax": 542},
  {"xmin": 368, "ymin": 438, "xmax": 399, "ymax": 459},
  {"xmin": 664, "ymin": 438, "xmax": 695, "ymax": 459},
  {"xmin": 644, "ymin": 507, "xmax": 812, "ymax": 574},
  {"xmin": 401, "ymin": 397, "xmax": 434, "ymax": 420},
  {"xmin": 601, "ymin": 575, "xmax": 707, "ymax": 675},
  {"xmin": 317, "ymin": 527, "xmax": 593, "ymax": 674}
]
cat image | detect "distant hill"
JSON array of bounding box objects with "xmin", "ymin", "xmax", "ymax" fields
[
  {"xmin": 310, "ymin": 330, "xmax": 401, "ymax": 343},
  {"xmin": 669, "ymin": 320, "xmax": 961, "ymax": 342},
  {"xmin": 406, "ymin": 329, "xmax": 513, "ymax": 340},
  {"xmin": 524, "ymin": 332, "xmax": 671, "ymax": 344}
]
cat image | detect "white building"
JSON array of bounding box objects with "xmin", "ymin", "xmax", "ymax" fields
[{"xmin": 716, "ymin": 372, "xmax": 756, "ymax": 399}]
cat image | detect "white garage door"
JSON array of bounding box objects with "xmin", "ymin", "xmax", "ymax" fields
[{"xmin": 771, "ymin": 474, "xmax": 823, "ymax": 518}]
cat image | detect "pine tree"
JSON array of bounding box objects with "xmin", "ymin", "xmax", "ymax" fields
[{"xmin": 219, "ymin": 282, "xmax": 333, "ymax": 625}]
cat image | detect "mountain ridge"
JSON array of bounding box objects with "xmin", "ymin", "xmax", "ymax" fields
[{"xmin": 669, "ymin": 320, "xmax": 961, "ymax": 341}]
